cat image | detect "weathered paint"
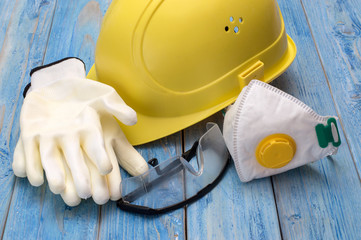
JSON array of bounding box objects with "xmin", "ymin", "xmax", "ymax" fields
[{"xmin": 0, "ymin": 0, "xmax": 360, "ymax": 239}]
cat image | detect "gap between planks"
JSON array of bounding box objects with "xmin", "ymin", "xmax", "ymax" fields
[{"xmin": 181, "ymin": 130, "xmax": 188, "ymax": 240}]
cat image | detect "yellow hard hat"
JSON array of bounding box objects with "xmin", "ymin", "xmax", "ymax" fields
[{"xmin": 88, "ymin": 0, "xmax": 297, "ymax": 145}]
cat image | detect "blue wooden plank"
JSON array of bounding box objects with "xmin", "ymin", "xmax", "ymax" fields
[
  {"xmin": 271, "ymin": 0, "xmax": 361, "ymax": 239},
  {"xmin": 42, "ymin": 0, "xmax": 112, "ymax": 70},
  {"xmin": 0, "ymin": 0, "xmax": 56, "ymax": 237},
  {"xmin": 0, "ymin": 1, "xmax": 15, "ymax": 53},
  {"xmin": 184, "ymin": 114, "xmax": 282, "ymax": 240},
  {"xmin": 301, "ymin": 0, "xmax": 361, "ymax": 178}
]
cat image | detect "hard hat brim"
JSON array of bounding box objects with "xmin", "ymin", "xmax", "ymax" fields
[{"xmin": 87, "ymin": 35, "xmax": 296, "ymax": 146}]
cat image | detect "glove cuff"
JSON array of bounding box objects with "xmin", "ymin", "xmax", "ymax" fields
[{"xmin": 26, "ymin": 57, "xmax": 86, "ymax": 95}]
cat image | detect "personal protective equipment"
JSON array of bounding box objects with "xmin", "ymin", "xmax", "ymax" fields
[
  {"xmin": 223, "ymin": 80, "xmax": 341, "ymax": 182},
  {"xmin": 13, "ymin": 58, "xmax": 149, "ymax": 206},
  {"xmin": 87, "ymin": 0, "xmax": 297, "ymax": 145},
  {"xmin": 117, "ymin": 123, "xmax": 229, "ymax": 215}
]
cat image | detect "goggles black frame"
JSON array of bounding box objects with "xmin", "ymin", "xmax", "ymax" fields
[{"xmin": 117, "ymin": 140, "xmax": 230, "ymax": 215}]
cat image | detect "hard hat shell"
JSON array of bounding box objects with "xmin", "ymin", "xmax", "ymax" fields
[{"xmin": 88, "ymin": 0, "xmax": 297, "ymax": 145}]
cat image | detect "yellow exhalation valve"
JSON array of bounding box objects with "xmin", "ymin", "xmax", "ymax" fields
[{"xmin": 255, "ymin": 134, "xmax": 296, "ymax": 168}]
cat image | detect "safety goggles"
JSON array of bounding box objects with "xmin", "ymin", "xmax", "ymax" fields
[{"xmin": 117, "ymin": 123, "xmax": 229, "ymax": 215}]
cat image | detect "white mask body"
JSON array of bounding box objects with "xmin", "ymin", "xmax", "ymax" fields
[{"xmin": 223, "ymin": 80, "xmax": 340, "ymax": 182}]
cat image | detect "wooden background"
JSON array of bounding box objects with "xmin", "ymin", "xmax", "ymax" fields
[{"xmin": 0, "ymin": 0, "xmax": 360, "ymax": 239}]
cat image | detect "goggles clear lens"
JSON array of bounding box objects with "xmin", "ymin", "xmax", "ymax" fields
[{"xmin": 117, "ymin": 123, "xmax": 229, "ymax": 215}]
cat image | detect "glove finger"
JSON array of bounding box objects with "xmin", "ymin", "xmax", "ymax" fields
[
  {"xmin": 60, "ymin": 136, "xmax": 91, "ymax": 199},
  {"xmin": 84, "ymin": 154, "xmax": 110, "ymax": 205},
  {"xmin": 100, "ymin": 115, "xmax": 148, "ymax": 176},
  {"xmin": 113, "ymin": 131, "xmax": 149, "ymax": 176},
  {"xmin": 39, "ymin": 137, "xmax": 66, "ymax": 194},
  {"xmin": 104, "ymin": 140, "xmax": 122, "ymax": 201},
  {"xmin": 23, "ymin": 138, "xmax": 44, "ymax": 186},
  {"xmin": 13, "ymin": 137, "xmax": 27, "ymax": 177},
  {"xmin": 81, "ymin": 130, "xmax": 112, "ymax": 175},
  {"xmin": 102, "ymin": 91, "xmax": 137, "ymax": 126},
  {"xmin": 60, "ymin": 160, "xmax": 81, "ymax": 207}
]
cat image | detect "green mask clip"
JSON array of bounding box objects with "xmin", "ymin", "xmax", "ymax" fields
[{"xmin": 315, "ymin": 117, "xmax": 341, "ymax": 148}]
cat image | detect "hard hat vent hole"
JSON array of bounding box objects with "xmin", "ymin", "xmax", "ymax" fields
[{"xmin": 226, "ymin": 16, "xmax": 242, "ymax": 33}]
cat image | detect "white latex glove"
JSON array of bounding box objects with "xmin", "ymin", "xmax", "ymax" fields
[{"xmin": 13, "ymin": 58, "xmax": 149, "ymax": 206}]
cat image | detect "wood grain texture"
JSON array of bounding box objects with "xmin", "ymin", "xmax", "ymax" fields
[
  {"xmin": 42, "ymin": 0, "xmax": 111, "ymax": 70},
  {"xmin": 0, "ymin": 105, "xmax": 5, "ymax": 135},
  {"xmin": 184, "ymin": 113, "xmax": 281, "ymax": 240},
  {"xmin": 301, "ymin": 0, "xmax": 361, "ymax": 177},
  {"xmin": 271, "ymin": 0, "xmax": 361, "ymax": 239},
  {"xmin": 1, "ymin": 0, "xmax": 361, "ymax": 239},
  {"xmin": 0, "ymin": 0, "xmax": 56, "ymax": 236}
]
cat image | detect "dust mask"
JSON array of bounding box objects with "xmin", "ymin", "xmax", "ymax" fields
[{"xmin": 223, "ymin": 80, "xmax": 341, "ymax": 182}]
